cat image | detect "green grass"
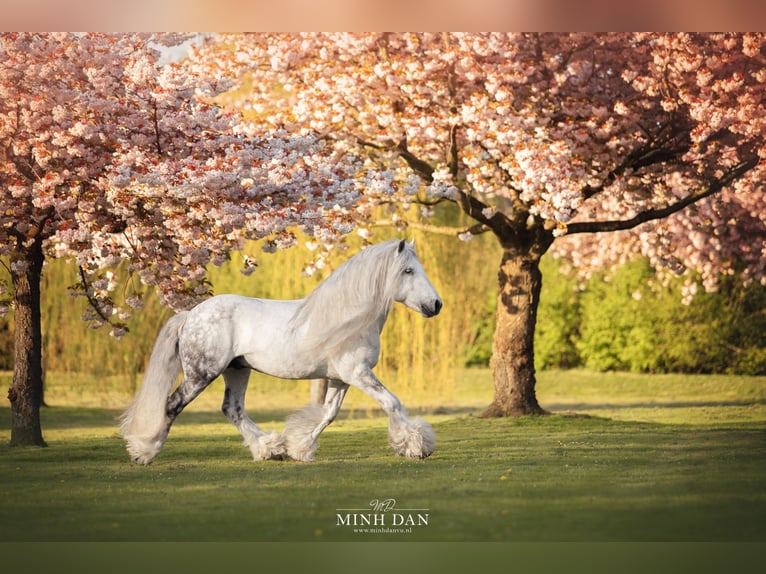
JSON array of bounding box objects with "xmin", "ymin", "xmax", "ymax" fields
[{"xmin": 0, "ymin": 369, "xmax": 765, "ymax": 541}]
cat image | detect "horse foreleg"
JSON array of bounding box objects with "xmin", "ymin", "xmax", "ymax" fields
[
  {"xmin": 349, "ymin": 369, "xmax": 435, "ymax": 459},
  {"xmin": 282, "ymin": 380, "xmax": 349, "ymax": 462},
  {"xmin": 221, "ymin": 368, "xmax": 286, "ymax": 460}
]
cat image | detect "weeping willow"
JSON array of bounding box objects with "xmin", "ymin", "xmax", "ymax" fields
[{"xmin": 1, "ymin": 226, "xmax": 499, "ymax": 411}]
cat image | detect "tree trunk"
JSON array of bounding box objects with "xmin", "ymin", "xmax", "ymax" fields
[
  {"xmin": 483, "ymin": 248, "xmax": 547, "ymax": 417},
  {"xmin": 7, "ymin": 239, "xmax": 47, "ymax": 447}
]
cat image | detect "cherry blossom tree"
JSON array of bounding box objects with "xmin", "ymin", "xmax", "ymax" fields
[
  {"xmin": 1, "ymin": 33, "xmax": 360, "ymax": 446},
  {"xmin": 192, "ymin": 32, "xmax": 766, "ymax": 416}
]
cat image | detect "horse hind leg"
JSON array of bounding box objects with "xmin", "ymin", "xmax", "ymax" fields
[
  {"xmin": 222, "ymin": 368, "xmax": 286, "ymax": 460},
  {"xmin": 146, "ymin": 374, "xmax": 212, "ymax": 461},
  {"xmin": 282, "ymin": 380, "xmax": 349, "ymax": 462}
]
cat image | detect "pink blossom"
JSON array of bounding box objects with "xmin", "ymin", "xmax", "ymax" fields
[
  {"xmin": 193, "ymin": 33, "xmax": 765, "ymax": 295},
  {"xmin": 1, "ymin": 33, "xmax": 361, "ymax": 326}
]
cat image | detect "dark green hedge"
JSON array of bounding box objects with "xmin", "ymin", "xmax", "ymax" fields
[{"xmin": 472, "ymin": 257, "xmax": 766, "ymax": 375}]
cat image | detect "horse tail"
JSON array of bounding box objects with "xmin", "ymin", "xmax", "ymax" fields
[{"xmin": 119, "ymin": 312, "xmax": 188, "ymax": 463}]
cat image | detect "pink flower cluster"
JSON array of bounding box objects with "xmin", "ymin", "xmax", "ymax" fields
[
  {"xmin": 1, "ymin": 33, "xmax": 361, "ymax": 333},
  {"xmin": 196, "ymin": 33, "xmax": 764, "ymax": 293}
]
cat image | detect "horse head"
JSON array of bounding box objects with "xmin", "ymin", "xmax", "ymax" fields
[{"xmin": 393, "ymin": 239, "xmax": 443, "ymax": 318}]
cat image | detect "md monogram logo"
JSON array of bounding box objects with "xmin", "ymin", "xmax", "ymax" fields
[{"xmin": 335, "ymin": 498, "xmax": 430, "ymax": 534}]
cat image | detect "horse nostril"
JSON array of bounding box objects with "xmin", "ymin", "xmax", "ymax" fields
[{"xmin": 434, "ymin": 299, "xmax": 443, "ymax": 315}]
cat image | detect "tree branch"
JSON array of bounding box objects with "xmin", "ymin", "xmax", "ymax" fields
[
  {"xmin": 396, "ymin": 137, "xmax": 435, "ymax": 182},
  {"xmin": 579, "ymin": 121, "xmax": 694, "ymax": 204},
  {"xmin": 76, "ymin": 266, "xmax": 129, "ymax": 333},
  {"xmin": 151, "ymin": 99, "xmax": 163, "ymax": 156},
  {"xmin": 475, "ymin": 140, "xmax": 528, "ymax": 219},
  {"xmin": 447, "ymin": 123, "xmax": 458, "ymax": 178},
  {"xmin": 356, "ymin": 137, "xmax": 386, "ymax": 150},
  {"xmin": 566, "ymin": 158, "xmax": 759, "ymax": 235},
  {"xmin": 371, "ymin": 219, "xmax": 491, "ymax": 237}
]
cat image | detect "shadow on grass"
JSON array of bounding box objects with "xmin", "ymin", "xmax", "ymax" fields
[
  {"xmin": 1, "ymin": 405, "xmax": 334, "ymax": 431},
  {"xmin": 2, "ymin": 397, "xmax": 763, "ymax": 437},
  {"xmin": 545, "ymin": 398, "xmax": 766, "ymax": 411},
  {"xmin": 1, "ymin": 404, "xmax": 445, "ymax": 436}
]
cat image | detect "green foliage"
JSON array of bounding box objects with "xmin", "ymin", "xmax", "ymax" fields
[
  {"xmin": 535, "ymin": 256, "xmax": 582, "ymax": 370},
  {"xmin": 575, "ymin": 259, "xmax": 766, "ymax": 375},
  {"xmin": 577, "ymin": 259, "xmax": 659, "ymax": 372},
  {"xmin": 461, "ymin": 288, "xmax": 496, "ymax": 367},
  {"xmin": 0, "ymin": 321, "xmax": 12, "ymax": 371},
  {"xmin": 461, "ymin": 254, "xmax": 766, "ymax": 375},
  {"xmin": 715, "ymin": 276, "xmax": 766, "ymax": 375}
]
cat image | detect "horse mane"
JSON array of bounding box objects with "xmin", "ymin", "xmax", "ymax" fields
[{"xmin": 289, "ymin": 239, "xmax": 415, "ymax": 353}]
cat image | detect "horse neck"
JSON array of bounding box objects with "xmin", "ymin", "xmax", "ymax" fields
[
  {"xmin": 336, "ymin": 282, "xmax": 394, "ymax": 339},
  {"xmin": 292, "ymin": 255, "xmax": 397, "ymax": 352},
  {"xmin": 369, "ymin": 296, "xmax": 394, "ymax": 334},
  {"xmin": 340, "ymin": 246, "xmax": 402, "ymax": 337}
]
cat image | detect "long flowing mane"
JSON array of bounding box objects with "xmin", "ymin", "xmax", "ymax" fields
[{"xmin": 289, "ymin": 239, "xmax": 415, "ymax": 352}]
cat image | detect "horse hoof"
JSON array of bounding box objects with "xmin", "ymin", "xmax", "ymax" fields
[
  {"xmin": 389, "ymin": 417, "xmax": 436, "ymax": 459},
  {"xmin": 132, "ymin": 455, "xmax": 154, "ymax": 465},
  {"xmin": 247, "ymin": 431, "xmax": 287, "ymax": 461}
]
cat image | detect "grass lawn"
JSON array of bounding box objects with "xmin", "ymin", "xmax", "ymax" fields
[{"xmin": 0, "ymin": 369, "xmax": 764, "ymax": 542}]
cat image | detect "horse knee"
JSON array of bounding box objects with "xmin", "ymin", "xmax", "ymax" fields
[
  {"xmin": 221, "ymin": 387, "xmax": 233, "ymax": 419},
  {"xmin": 323, "ymin": 407, "xmax": 339, "ymax": 426}
]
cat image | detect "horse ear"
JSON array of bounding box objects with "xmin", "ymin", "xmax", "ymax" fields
[{"xmin": 397, "ymin": 239, "xmax": 406, "ymax": 253}]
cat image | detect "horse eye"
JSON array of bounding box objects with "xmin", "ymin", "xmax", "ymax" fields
[{"xmin": 404, "ymin": 267, "xmax": 414, "ymax": 275}]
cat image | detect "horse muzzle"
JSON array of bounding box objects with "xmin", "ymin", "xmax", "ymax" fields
[{"xmin": 421, "ymin": 298, "xmax": 443, "ymax": 318}]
